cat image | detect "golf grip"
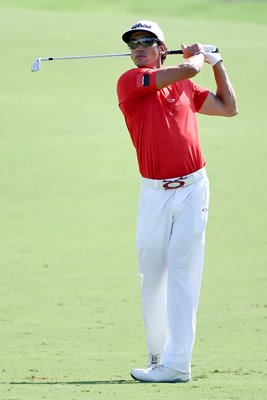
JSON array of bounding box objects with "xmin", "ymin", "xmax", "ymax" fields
[{"xmin": 167, "ymin": 48, "xmax": 219, "ymax": 55}]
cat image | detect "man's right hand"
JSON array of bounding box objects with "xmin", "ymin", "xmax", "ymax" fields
[{"xmin": 181, "ymin": 43, "xmax": 205, "ymax": 59}]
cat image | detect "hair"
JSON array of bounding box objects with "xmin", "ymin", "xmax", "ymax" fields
[{"xmin": 158, "ymin": 41, "xmax": 167, "ymax": 64}]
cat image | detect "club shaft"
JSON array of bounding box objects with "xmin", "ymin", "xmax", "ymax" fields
[
  {"xmin": 38, "ymin": 48, "xmax": 218, "ymax": 62},
  {"xmin": 31, "ymin": 47, "xmax": 219, "ymax": 71},
  {"xmin": 40, "ymin": 53, "xmax": 132, "ymax": 61}
]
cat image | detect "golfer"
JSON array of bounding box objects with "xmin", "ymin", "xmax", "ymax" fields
[{"xmin": 117, "ymin": 20, "xmax": 237, "ymax": 383}]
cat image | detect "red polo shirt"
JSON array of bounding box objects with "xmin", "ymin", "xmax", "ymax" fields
[{"xmin": 117, "ymin": 67, "xmax": 209, "ymax": 179}]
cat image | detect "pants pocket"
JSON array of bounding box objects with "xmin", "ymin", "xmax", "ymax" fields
[{"xmin": 193, "ymin": 180, "xmax": 210, "ymax": 235}]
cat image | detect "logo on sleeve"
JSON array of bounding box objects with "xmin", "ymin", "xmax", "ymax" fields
[
  {"xmin": 142, "ymin": 74, "xmax": 150, "ymax": 87},
  {"xmin": 136, "ymin": 73, "xmax": 150, "ymax": 87}
]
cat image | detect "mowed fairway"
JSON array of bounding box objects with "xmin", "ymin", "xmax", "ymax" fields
[{"xmin": 0, "ymin": 1, "xmax": 266, "ymax": 399}]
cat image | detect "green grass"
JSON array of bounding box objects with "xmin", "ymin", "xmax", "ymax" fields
[
  {"xmin": 1, "ymin": 0, "xmax": 267, "ymax": 23},
  {"xmin": 0, "ymin": 1, "xmax": 267, "ymax": 399}
]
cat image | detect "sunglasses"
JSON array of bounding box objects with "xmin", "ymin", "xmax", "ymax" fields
[{"xmin": 127, "ymin": 37, "xmax": 161, "ymax": 50}]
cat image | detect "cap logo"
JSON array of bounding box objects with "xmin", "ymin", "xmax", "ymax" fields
[{"xmin": 131, "ymin": 22, "xmax": 152, "ymax": 29}]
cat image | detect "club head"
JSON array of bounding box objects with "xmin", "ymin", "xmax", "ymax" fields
[{"xmin": 31, "ymin": 58, "xmax": 41, "ymax": 72}]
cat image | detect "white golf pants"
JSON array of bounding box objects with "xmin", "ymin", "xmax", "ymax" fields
[{"xmin": 136, "ymin": 170, "xmax": 209, "ymax": 373}]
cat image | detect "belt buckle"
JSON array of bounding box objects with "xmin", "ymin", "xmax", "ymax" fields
[{"xmin": 162, "ymin": 178, "xmax": 186, "ymax": 190}]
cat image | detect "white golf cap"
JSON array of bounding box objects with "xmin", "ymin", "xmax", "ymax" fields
[{"xmin": 122, "ymin": 20, "xmax": 165, "ymax": 43}]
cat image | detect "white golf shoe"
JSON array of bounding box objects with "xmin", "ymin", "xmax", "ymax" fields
[{"xmin": 131, "ymin": 364, "xmax": 191, "ymax": 383}]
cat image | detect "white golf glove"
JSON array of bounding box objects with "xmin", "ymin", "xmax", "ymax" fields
[
  {"xmin": 203, "ymin": 44, "xmax": 222, "ymax": 67},
  {"xmin": 202, "ymin": 44, "xmax": 218, "ymax": 53}
]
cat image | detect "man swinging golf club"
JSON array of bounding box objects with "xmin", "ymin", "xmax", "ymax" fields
[{"xmin": 117, "ymin": 20, "xmax": 238, "ymax": 383}]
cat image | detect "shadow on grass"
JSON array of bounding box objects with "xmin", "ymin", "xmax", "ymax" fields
[{"xmin": 5, "ymin": 379, "xmax": 139, "ymax": 385}]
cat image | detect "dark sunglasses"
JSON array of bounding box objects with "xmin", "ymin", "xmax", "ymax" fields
[{"xmin": 127, "ymin": 37, "xmax": 161, "ymax": 50}]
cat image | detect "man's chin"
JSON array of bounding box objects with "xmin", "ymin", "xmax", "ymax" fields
[
  {"xmin": 135, "ymin": 62, "xmax": 147, "ymax": 67},
  {"xmin": 134, "ymin": 58, "xmax": 151, "ymax": 68}
]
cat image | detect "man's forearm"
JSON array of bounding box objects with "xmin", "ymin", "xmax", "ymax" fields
[{"xmin": 156, "ymin": 53, "xmax": 205, "ymax": 90}]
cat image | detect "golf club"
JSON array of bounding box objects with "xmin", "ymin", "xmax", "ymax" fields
[{"xmin": 31, "ymin": 46, "xmax": 219, "ymax": 72}]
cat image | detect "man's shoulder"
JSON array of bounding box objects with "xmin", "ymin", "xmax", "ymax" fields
[
  {"xmin": 118, "ymin": 68, "xmax": 135, "ymax": 82},
  {"xmin": 118, "ymin": 67, "xmax": 150, "ymax": 81}
]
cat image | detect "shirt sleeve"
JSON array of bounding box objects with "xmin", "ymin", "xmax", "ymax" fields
[
  {"xmin": 191, "ymin": 81, "xmax": 210, "ymax": 112},
  {"xmin": 117, "ymin": 68, "xmax": 158, "ymax": 105}
]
